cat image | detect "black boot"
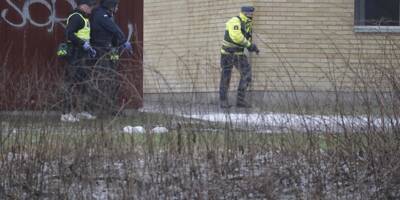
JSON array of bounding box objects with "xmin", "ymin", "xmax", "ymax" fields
[
  {"xmin": 220, "ymin": 100, "xmax": 232, "ymax": 109},
  {"xmin": 236, "ymin": 99, "xmax": 252, "ymax": 108}
]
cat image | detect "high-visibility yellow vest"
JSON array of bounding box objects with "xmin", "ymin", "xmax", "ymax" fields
[
  {"xmin": 221, "ymin": 13, "xmax": 253, "ymax": 55},
  {"xmin": 67, "ymin": 12, "xmax": 90, "ymax": 41}
]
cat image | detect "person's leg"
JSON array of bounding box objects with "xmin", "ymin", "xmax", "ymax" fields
[
  {"xmin": 219, "ymin": 54, "xmax": 234, "ymax": 108},
  {"xmin": 236, "ymin": 55, "xmax": 252, "ymax": 107},
  {"xmin": 75, "ymin": 55, "xmax": 89, "ymax": 112},
  {"xmin": 89, "ymin": 48, "xmax": 109, "ymax": 116},
  {"xmin": 63, "ymin": 65, "xmax": 74, "ymax": 114},
  {"xmin": 63, "ymin": 48, "xmax": 80, "ymax": 115},
  {"xmin": 91, "ymin": 53, "xmax": 118, "ymax": 116},
  {"xmin": 93, "ymin": 57, "xmax": 108, "ymax": 115},
  {"xmin": 61, "ymin": 55, "xmax": 80, "ymax": 122},
  {"xmin": 104, "ymin": 59, "xmax": 120, "ymax": 114}
]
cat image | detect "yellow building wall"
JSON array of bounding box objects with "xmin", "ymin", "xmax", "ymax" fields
[{"xmin": 144, "ymin": 0, "xmax": 400, "ymax": 94}]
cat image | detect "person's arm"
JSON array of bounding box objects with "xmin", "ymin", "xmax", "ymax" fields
[
  {"xmin": 99, "ymin": 16, "xmax": 126, "ymax": 47},
  {"xmin": 227, "ymin": 18, "xmax": 251, "ymax": 48},
  {"xmin": 65, "ymin": 14, "xmax": 85, "ymax": 47}
]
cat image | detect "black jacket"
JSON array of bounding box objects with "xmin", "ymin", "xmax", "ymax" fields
[
  {"xmin": 65, "ymin": 9, "xmax": 87, "ymax": 47},
  {"xmin": 90, "ymin": 6, "xmax": 126, "ymax": 49}
]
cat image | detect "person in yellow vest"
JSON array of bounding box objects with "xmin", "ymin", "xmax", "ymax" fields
[
  {"xmin": 220, "ymin": 6, "xmax": 260, "ymax": 109},
  {"xmin": 61, "ymin": 0, "xmax": 97, "ymax": 122}
]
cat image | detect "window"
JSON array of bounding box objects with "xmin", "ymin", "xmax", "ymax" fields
[{"xmin": 355, "ymin": 0, "xmax": 400, "ymax": 32}]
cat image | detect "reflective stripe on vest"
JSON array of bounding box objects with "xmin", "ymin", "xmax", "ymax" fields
[
  {"xmin": 221, "ymin": 40, "xmax": 245, "ymax": 54},
  {"xmin": 67, "ymin": 13, "xmax": 90, "ymax": 41}
]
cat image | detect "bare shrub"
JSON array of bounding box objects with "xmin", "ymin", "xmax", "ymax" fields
[{"xmin": 0, "ymin": 34, "xmax": 400, "ymax": 199}]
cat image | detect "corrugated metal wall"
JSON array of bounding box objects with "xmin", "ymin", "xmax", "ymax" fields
[{"xmin": 0, "ymin": 0, "xmax": 143, "ymax": 110}]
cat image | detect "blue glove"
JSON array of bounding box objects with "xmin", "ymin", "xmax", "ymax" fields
[
  {"xmin": 83, "ymin": 41, "xmax": 96, "ymax": 58},
  {"xmin": 123, "ymin": 42, "xmax": 132, "ymax": 51},
  {"xmin": 83, "ymin": 41, "xmax": 92, "ymax": 50},
  {"xmin": 248, "ymin": 43, "xmax": 260, "ymax": 55}
]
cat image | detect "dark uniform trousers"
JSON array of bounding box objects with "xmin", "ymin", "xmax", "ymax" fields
[
  {"xmin": 219, "ymin": 54, "xmax": 252, "ymax": 103},
  {"xmin": 89, "ymin": 5, "xmax": 127, "ymax": 115},
  {"xmin": 90, "ymin": 47, "xmax": 120, "ymax": 114},
  {"xmin": 63, "ymin": 47, "xmax": 92, "ymax": 113}
]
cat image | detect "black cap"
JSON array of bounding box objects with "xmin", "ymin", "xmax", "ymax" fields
[
  {"xmin": 101, "ymin": 0, "xmax": 119, "ymax": 9},
  {"xmin": 241, "ymin": 6, "xmax": 255, "ymax": 13},
  {"xmin": 76, "ymin": 0, "xmax": 97, "ymax": 6}
]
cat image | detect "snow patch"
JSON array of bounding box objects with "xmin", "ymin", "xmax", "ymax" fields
[
  {"xmin": 184, "ymin": 112, "xmax": 395, "ymax": 133},
  {"xmin": 151, "ymin": 126, "xmax": 169, "ymax": 134},
  {"xmin": 123, "ymin": 126, "xmax": 146, "ymax": 134}
]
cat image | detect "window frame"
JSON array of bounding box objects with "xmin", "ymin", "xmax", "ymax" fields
[{"xmin": 354, "ymin": 0, "xmax": 400, "ymax": 33}]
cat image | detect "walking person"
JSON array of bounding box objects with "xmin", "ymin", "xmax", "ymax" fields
[
  {"xmin": 219, "ymin": 6, "xmax": 259, "ymax": 109},
  {"xmin": 89, "ymin": 0, "xmax": 132, "ymax": 115},
  {"xmin": 61, "ymin": 0, "xmax": 97, "ymax": 122}
]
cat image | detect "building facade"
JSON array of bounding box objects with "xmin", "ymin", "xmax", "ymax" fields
[{"xmin": 144, "ymin": 0, "xmax": 400, "ymax": 104}]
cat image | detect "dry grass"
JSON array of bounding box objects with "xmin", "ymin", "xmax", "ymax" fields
[{"xmin": 1, "ymin": 35, "xmax": 400, "ymax": 199}]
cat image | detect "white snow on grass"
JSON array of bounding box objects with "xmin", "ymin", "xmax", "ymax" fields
[
  {"xmin": 123, "ymin": 126, "xmax": 146, "ymax": 134},
  {"xmin": 184, "ymin": 112, "xmax": 396, "ymax": 133},
  {"xmin": 151, "ymin": 126, "xmax": 169, "ymax": 134},
  {"xmin": 141, "ymin": 104, "xmax": 399, "ymax": 133}
]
